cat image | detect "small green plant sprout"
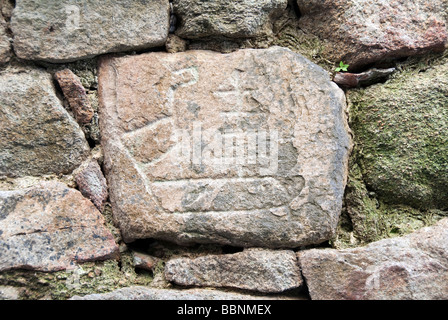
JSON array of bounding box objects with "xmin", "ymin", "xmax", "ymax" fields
[{"xmin": 335, "ymin": 61, "xmax": 349, "ymax": 72}]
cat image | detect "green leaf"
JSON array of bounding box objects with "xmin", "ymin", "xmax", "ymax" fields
[{"xmin": 335, "ymin": 61, "xmax": 349, "ymax": 72}]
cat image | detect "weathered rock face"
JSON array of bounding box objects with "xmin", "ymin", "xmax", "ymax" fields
[
  {"xmin": 74, "ymin": 160, "xmax": 108, "ymax": 211},
  {"xmin": 11, "ymin": 0, "xmax": 170, "ymax": 62},
  {"xmin": 0, "ymin": 286, "xmax": 20, "ymax": 300},
  {"xmin": 165, "ymin": 248, "xmax": 302, "ymax": 293},
  {"xmin": 0, "ymin": 68, "xmax": 90, "ymax": 178},
  {"xmin": 54, "ymin": 69, "xmax": 94, "ymax": 125},
  {"xmin": 333, "ymin": 68, "xmax": 395, "ymax": 89},
  {"xmin": 0, "ymin": 181, "xmax": 119, "ymax": 272},
  {"xmin": 173, "ymin": 0, "xmax": 287, "ymax": 39},
  {"xmin": 0, "ymin": 14, "xmax": 10, "ymax": 64},
  {"xmin": 348, "ymin": 60, "xmax": 448, "ymax": 209},
  {"xmin": 132, "ymin": 251, "xmax": 161, "ymax": 272},
  {"xmin": 99, "ymin": 47, "xmax": 351, "ymax": 247},
  {"xmin": 299, "ymin": 218, "xmax": 448, "ymax": 300},
  {"xmin": 165, "ymin": 34, "xmax": 188, "ymax": 53},
  {"xmin": 70, "ymin": 286, "xmax": 300, "ymax": 300},
  {"xmin": 297, "ymin": 0, "xmax": 448, "ymax": 70}
]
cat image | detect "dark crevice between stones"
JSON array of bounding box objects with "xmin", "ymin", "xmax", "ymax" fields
[
  {"xmin": 289, "ymin": 0, "xmax": 301, "ymax": 19},
  {"xmin": 85, "ymin": 135, "xmax": 96, "ymax": 149},
  {"xmin": 127, "ymin": 238, "xmax": 157, "ymax": 253},
  {"xmin": 124, "ymin": 45, "xmax": 168, "ymax": 56},
  {"xmin": 169, "ymin": 2, "xmax": 178, "ymax": 34},
  {"xmin": 292, "ymin": 240, "xmax": 332, "ymax": 253},
  {"xmin": 134, "ymin": 267, "xmax": 153, "ymax": 278},
  {"xmin": 297, "ymin": 268, "xmax": 311, "ymax": 300},
  {"xmin": 221, "ymin": 245, "xmax": 244, "ymax": 254}
]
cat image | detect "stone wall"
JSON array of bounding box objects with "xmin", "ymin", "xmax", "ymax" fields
[{"xmin": 0, "ymin": 0, "xmax": 447, "ymax": 300}]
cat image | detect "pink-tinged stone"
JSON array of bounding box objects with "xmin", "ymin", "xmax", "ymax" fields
[
  {"xmin": 0, "ymin": 181, "xmax": 119, "ymax": 272},
  {"xmin": 165, "ymin": 248, "xmax": 303, "ymax": 293},
  {"xmin": 132, "ymin": 251, "xmax": 161, "ymax": 271},
  {"xmin": 54, "ymin": 69, "xmax": 94, "ymax": 124},
  {"xmin": 75, "ymin": 160, "xmax": 108, "ymax": 211},
  {"xmin": 297, "ymin": 0, "xmax": 448, "ymax": 70},
  {"xmin": 333, "ymin": 68, "xmax": 395, "ymax": 88},
  {"xmin": 299, "ymin": 218, "xmax": 448, "ymax": 300},
  {"xmin": 98, "ymin": 47, "xmax": 351, "ymax": 248}
]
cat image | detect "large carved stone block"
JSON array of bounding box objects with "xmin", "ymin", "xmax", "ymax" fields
[{"xmin": 99, "ymin": 47, "xmax": 351, "ymax": 247}]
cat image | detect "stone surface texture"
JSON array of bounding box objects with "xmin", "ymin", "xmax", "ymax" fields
[
  {"xmin": 0, "ymin": 68, "xmax": 90, "ymax": 178},
  {"xmin": 70, "ymin": 286, "xmax": 299, "ymax": 300},
  {"xmin": 133, "ymin": 251, "xmax": 160, "ymax": 271},
  {"xmin": 166, "ymin": 34, "xmax": 188, "ymax": 53},
  {"xmin": 54, "ymin": 69, "xmax": 94, "ymax": 124},
  {"xmin": 333, "ymin": 68, "xmax": 395, "ymax": 88},
  {"xmin": 0, "ymin": 286, "xmax": 20, "ymax": 300},
  {"xmin": 165, "ymin": 248, "xmax": 302, "ymax": 293},
  {"xmin": 75, "ymin": 159, "xmax": 108, "ymax": 211},
  {"xmin": 299, "ymin": 218, "xmax": 448, "ymax": 300},
  {"xmin": 173, "ymin": 0, "xmax": 288, "ymax": 39},
  {"xmin": 0, "ymin": 181, "xmax": 119, "ymax": 272},
  {"xmin": 11, "ymin": 0, "xmax": 170, "ymax": 62},
  {"xmin": 99, "ymin": 47, "xmax": 351, "ymax": 247},
  {"xmin": 0, "ymin": 13, "xmax": 10, "ymax": 64},
  {"xmin": 297, "ymin": 0, "xmax": 448, "ymax": 70},
  {"xmin": 348, "ymin": 59, "xmax": 448, "ymax": 209}
]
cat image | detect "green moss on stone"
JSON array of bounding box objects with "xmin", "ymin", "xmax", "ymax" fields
[
  {"xmin": 274, "ymin": 25, "xmax": 333, "ymax": 72},
  {"xmin": 333, "ymin": 53, "xmax": 448, "ymax": 248},
  {"xmin": 0, "ymin": 200, "xmax": 154, "ymax": 300},
  {"xmin": 348, "ymin": 55, "xmax": 448, "ymax": 210},
  {"xmin": 0, "ymin": 257, "xmax": 153, "ymax": 300},
  {"xmin": 334, "ymin": 157, "xmax": 448, "ymax": 248},
  {"xmin": 45, "ymin": 57, "xmax": 98, "ymax": 91},
  {"xmin": 272, "ymin": 7, "xmax": 334, "ymax": 72}
]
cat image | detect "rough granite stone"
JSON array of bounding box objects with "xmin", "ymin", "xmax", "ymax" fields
[
  {"xmin": 11, "ymin": 0, "xmax": 170, "ymax": 62},
  {"xmin": 70, "ymin": 286, "xmax": 300, "ymax": 300},
  {"xmin": 173, "ymin": 0, "xmax": 288, "ymax": 39},
  {"xmin": 333, "ymin": 68, "xmax": 396, "ymax": 88},
  {"xmin": 75, "ymin": 159, "xmax": 108, "ymax": 211},
  {"xmin": 0, "ymin": 68, "xmax": 90, "ymax": 178},
  {"xmin": 132, "ymin": 251, "xmax": 161, "ymax": 271},
  {"xmin": 54, "ymin": 69, "xmax": 94, "ymax": 124},
  {"xmin": 0, "ymin": 0, "xmax": 14, "ymax": 19},
  {"xmin": 348, "ymin": 59, "xmax": 448, "ymax": 209},
  {"xmin": 297, "ymin": 0, "xmax": 448, "ymax": 70},
  {"xmin": 165, "ymin": 34, "xmax": 188, "ymax": 53},
  {"xmin": 99, "ymin": 47, "xmax": 351, "ymax": 247},
  {"xmin": 0, "ymin": 14, "xmax": 10, "ymax": 64},
  {"xmin": 0, "ymin": 286, "xmax": 20, "ymax": 300},
  {"xmin": 0, "ymin": 181, "xmax": 119, "ymax": 272},
  {"xmin": 299, "ymin": 218, "xmax": 448, "ymax": 300},
  {"xmin": 165, "ymin": 248, "xmax": 302, "ymax": 293}
]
